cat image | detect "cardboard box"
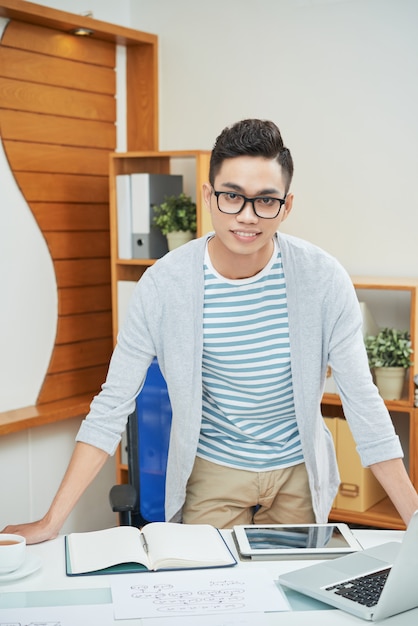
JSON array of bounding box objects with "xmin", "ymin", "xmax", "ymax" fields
[{"xmin": 324, "ymin": 417, "xmax": 386, "ymax": 512}]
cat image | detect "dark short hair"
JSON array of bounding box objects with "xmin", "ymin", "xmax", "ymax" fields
[{"xmin": 209, "ymin": 119, "xmax": 294, "ymax": 192}]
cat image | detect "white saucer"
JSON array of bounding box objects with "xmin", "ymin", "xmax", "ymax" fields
[{"xmin": 0, "ymin": 555, "xmax": 42, "ymax": 582}]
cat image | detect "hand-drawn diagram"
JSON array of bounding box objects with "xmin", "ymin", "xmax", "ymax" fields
[
  {"xmin": 129, "ymin": 579, "xmax": 247, "ymax": 612},
  {"xmin": 111, "ymin": 568, "xmax": 290, "ymax": 620}
]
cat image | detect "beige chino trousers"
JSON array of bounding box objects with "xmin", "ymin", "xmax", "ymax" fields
[{"xmin": 182, "ymin": 456, "xmax": 315, "ymax": 528}]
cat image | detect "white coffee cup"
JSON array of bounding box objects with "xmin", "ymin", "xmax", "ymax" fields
[{"xmin": 0, "ymin": 534, "xmax": 26, "ymax": 574}]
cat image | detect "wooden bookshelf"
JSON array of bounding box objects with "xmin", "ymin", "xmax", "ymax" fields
[
  {"xmin": 323, "ymin": 278, "xmax": 418, "ymax": 529},
  {"xmin": 109, "ymin": 150, "xmax": 211, "ymax": 336},
  {"xmin": 109, "ymin": 149, "xmax": 211, "ymax": 483}
]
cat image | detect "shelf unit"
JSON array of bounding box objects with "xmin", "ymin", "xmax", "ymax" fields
[
  {"xmin": 109, "ymin": 150, "xmax": 211, "ymax": 483},
  {"xmin": 324, "ymin": 277, "xmax": 418, "ymax": 529}
]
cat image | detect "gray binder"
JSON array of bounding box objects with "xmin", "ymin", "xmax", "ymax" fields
[{"xmin": 131, "ymin": 173, "xmax": 183, "ymax": 259}]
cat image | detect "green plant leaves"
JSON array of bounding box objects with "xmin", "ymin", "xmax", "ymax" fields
[
  {"xmin": 152, "ymin": 193, "xmax": 197, "ymax": 235},
  {"xmin": 364, "ymin": 327, "xmax": 413, "ymax": 368}
]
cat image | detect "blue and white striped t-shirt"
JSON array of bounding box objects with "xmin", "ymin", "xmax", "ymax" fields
[{"xmin": 197, "ymin": 239, "xmax": 303, "ymax": 471}]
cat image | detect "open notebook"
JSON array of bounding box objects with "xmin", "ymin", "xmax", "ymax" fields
[{"xmin": 65, "ymin": 523, "xmax": 236, "ymax": 575}]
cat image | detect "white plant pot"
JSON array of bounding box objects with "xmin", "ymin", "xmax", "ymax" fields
[
  {"xmin": 374, "ymin": 367, "xmax": 406, "ymax": 401},
  {"xmin": 166, "ymin": 230, "xmax": 195, "ymax": 251}
]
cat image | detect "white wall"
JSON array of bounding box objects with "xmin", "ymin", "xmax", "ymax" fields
[
  {"xmin": 0, "ymin": 418, "xmax": 117, "ymax": 534},
  {"xmin": 1, "ymin": 0, "xmax": 417, "ymax": 533},
  {"xmin": 0, "ymin": 18, "xmax": 57, "ymax": 413},
  {"xmin": 133, "ymin": 0, "xmax": 418, "ymax": 277}
]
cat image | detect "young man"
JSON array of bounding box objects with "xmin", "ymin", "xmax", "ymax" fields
[{"xmin": 4, "ymin": 119, "xmax": 418, "ymax": 543}]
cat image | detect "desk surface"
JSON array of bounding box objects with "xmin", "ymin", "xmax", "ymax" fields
[{"xmin": 0, "ymin": 527, "xmax": 416, "ymax": 625}]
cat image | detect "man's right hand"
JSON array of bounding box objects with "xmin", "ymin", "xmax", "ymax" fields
[
  {"xmin": 1, "ymin": 518, "xmax": 59, "ymax": 545},
  {"xmin": 1, "ymin": 442, "xmax": 110, "ymax": 545}
]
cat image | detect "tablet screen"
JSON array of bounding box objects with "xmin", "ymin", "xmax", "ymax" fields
[{"xmin": 244, "ymin": 525, "xmax": 351, "ymax": 550}]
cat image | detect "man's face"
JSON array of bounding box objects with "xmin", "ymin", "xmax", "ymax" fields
[{"xmin": 203, "ymin": 156, "xmax": 293, "ymax": 274}]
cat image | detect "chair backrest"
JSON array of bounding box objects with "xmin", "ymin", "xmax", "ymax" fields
[{"xmin": 127, "ymin": 358, "xmax": 172, "ymax": 527}]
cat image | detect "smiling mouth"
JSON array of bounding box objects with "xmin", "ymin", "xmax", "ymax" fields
[{"xmin": 232, "ymin": 230, "xmax": 259, "ymax": 238}]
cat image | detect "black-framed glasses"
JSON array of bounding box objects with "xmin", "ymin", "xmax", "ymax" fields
[{"xmin": 213, "ymin": 190, "xmax": 287, "ymax": 219}]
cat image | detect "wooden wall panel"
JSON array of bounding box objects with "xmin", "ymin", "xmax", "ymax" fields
[
  {"xmin": 58, "ymin": 285, "xmax": 111, "ymax": 316},
  {"xmin": 1, "ymin": 20, "xmax": 116, "ymax": 65},
  {"xmin": 57, "ymin": 312, "xmax": 112, "ymax": 343},
  {"xmin": 34, "ymin": 203, "xmax": 109, "ymax": 231},
  {"xmin": 127, "ymin": 43, "xmax": 158, "ymax": 150},
  {"xmin": 3, "ymin": 142, "xmax": 110, "ymax": 175},
  {"xmin": 0, "ymin": 76, "xmax": 116, "ymax": 119},
  {"xmin": 39, "ymin": 366, "xmax": 110, "ymax": 404},
  {"xmin": 0, "ymin": 110, "xmax": 116, "ymax": 148},
  {"xmin": 54, "ymin": 259, "xmax": 111, "ymax": 288},
  {"xmin": 12, "ymin": 172, "xmax": 109, "ymax": 203},
  {"xmin": 48, "ymin": 338, "xmax": 114, "ymax": 373},
  {"xmin": 0, "ymin": 47, "xmax": 116, "ymax": 93},
  {"xmin": 0, "ymin": 19, "xmax": 116, "ymax": 405},
  {"xmin": 46, "ymin": 232, "xmax": 110, "ymax": 260}
]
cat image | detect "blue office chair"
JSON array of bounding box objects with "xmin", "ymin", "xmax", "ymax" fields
[{"xmin": 109, "ymin": 359, "xmax": 172, "ymax": 527}]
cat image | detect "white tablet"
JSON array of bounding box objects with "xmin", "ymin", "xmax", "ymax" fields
[{"xmin": 233, "ymin": 523, "xmax": 363, "ymax": 560}]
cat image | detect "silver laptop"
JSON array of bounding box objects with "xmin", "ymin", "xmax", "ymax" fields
[{"xmin": 279, "ymin": 510, "xmax": 418, "ymax": 621}]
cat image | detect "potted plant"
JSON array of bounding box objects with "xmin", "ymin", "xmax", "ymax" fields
[
  {"xmin": 364, "ymin": 327, "xmax": 413, "ymax": 400},
  {"xmin": 152, "ymin": 193, "xmax": 197, "ymax": 251}
]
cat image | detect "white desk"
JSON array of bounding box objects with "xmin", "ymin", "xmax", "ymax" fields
[{"xmin": 0, "ymin": 528, "xmax": 417, "ymax": 625}]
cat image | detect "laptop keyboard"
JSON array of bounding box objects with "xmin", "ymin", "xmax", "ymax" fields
[{"xmin": 325, "ymin": 567, "xmax": 391, "ymax": 607}]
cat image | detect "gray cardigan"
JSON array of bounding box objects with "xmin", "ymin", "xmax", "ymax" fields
[{"xmin": 77, "ymin": 233, "xmax": 402, "ymax": 522}]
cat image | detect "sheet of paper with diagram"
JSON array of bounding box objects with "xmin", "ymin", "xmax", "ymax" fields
[{"xmin": 110, "ymin": 567, "xmax": 290, "ymax": 619}]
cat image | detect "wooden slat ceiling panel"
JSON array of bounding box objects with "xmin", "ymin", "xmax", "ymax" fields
[{"xmin": 0, "ymin": 18, "xmax": 116, "ymax": 404}]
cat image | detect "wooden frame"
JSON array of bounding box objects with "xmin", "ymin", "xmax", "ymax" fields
[
  {"xmin": 0, "ymin": 1, "xmax": 159, "ymax": 435},
  {"xmin": 0, "ymin": 1, "xmax": 159, "ymax": 152}
]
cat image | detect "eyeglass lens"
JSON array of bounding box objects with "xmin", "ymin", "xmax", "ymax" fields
[{"xmin": 215, "ymin": 191, "xmax": 284, "ymax": 219}]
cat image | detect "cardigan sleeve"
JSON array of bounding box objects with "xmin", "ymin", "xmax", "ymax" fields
[
  {"xmin": 280, "ymin": 231, "xmax": 403, "ymax": 469},
  {"xmin": 76, "ymin": 274, "xmax": 159, "ymax": 454},
  {"xmin": 326, "ymin": 266, "xmax": 403, "ymax": 466}
]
